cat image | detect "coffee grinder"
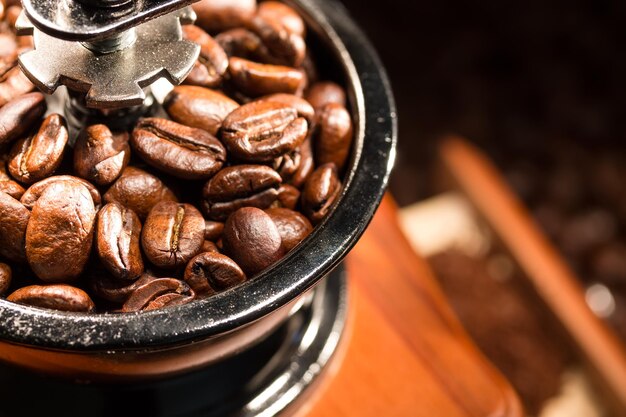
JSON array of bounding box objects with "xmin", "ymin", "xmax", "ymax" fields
[{"xmin": 0, "ymin": 0, "xmax": 396, "ymax": 415}]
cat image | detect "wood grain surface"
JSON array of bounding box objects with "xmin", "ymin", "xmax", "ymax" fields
[
  {"xmin": 439, "ymin": 137, "xmax": 626, "ymax": 414},
  {"xmin": 297, "ymin": 195, "xmax": 523, "ymax": 417}
]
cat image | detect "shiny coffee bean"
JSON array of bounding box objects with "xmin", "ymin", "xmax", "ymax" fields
[
  {"xmin": 26, "ymin": 181, "xmax": 96, "ymax": 282},
  {"xmin": 0, "ymin": 190, "xmax": 29, "ymax": 262},
  {"xmin": 0, "ymin": 91, "xmax": 45, "ymax": 147},
  {"xmin": 20, "ymin": 175, "xmax": 101, "ymax": 210},
  {"xmin": 0, "ymin": 179, "xmax": 23, "ymax": 199},
  {"xmin": 90, "ymin": 271, "xmax": 155, "ymax": 303},
  {"xmin": 0, "ymin": 262, "xmax": 11, "ymax": 295},
  {"xmin": 262, "ymin": 93, "xmax": 314, "ymax": 122},
  {"xmin": 276, "ymin": 184, "xmax": 300, "ymax": 210},
  {"xmin": 184, "ymin": 252, "xmax": 246, "ymax": 296},
  {"xmin": 5, "ymin": 6, "xmax": 21, "ymax": 30},
  {"xmin": 8, "ymin": 113, "xmax": 69, "ymax": 184},
  {"xmin": 193, "ymin": 0, "xmax": 256, "ymax": 34},
  {"xmin": 248, "ymin": 13, "xmax": 306, "ymax": 67},
  {"xmin": 305, "ymin": 81, "xmax": 346, "ymax": 110},
  {"xmin": 163, "ymin": 85, "xmax": 239, "ymax": 136},
  {"xmin": 0, "ymin": 160, "xmax": 24, "ymax": 199},
  {"xmin": 144, "ymin": 292, "xmax": 196, "ymax": 311},
  {"xmin": 0, "ymin": 33, "xmax": 17, "ymax": 80},
  {"xmin": 266, "ymin": 207, "xmax": 312, "ymax": 251},
  {"xmin": 204, "ymin": 220, "xmax": 224, "ymax": 241},
  {"xmin": 223, "ymin": 207, "xmax": 284, "ymax": 275},
  {"xmin": 96, "ymin": 203, "xmax": 144, "ymax": 281},
  {"xmin": 314, "ymin": 103, "xmax": 353, "ymax": 170},
  {"xmin": 7, "ymin": 284, "xmax": 95, "ymax": 312},
  {"xmin": 288, "ymin": 137, "xmax": 314, "ymax": 187},
  {"xmin": 132, "ymin": 118, "xmax": 226, "ymax": 180},
  {"xmin": 183, "ymin": 25, "xmax": 229, "ymax": 88},
  {"xmin": 122, "ymin": 278, "xmax": 194, "ymax": 312},
  {"xmin": 0, "ymin": 66, "xmax": 35, "ymax": 108},
  {"xmin": 103, "ymin": 166, "xmax": 178, "ymax": 220},
  {"xmin": 142, "ymin": 201, "xmax": 205, "ymax": 269},
  {"xmin": 73, "ymin": 124, "xmax": 130, "ymax": 186},
  {"xmin": 202, "ymin": 164, "xmax": 281, "ymax": 221},
  {"xmin": 257, "ymin": 1, "xmax": 305, "ymax": 37},
  {"xmin": 273, "ymin": 148, "xmax": 301, "ymax": 181},
  {"xmin": 222, "ymin": 100, "xmax": 307, "ymax": 162},
  {"xmin": 201, "ymin": 240, "xmax": 220, "ymax": 253},
  {"xmin": 301, "ymin": 163, "xmax": 341, "ymax": 224},
  {"xmin": 228, "ymin": 57, "xmax": 306, "ymax": 97},
  {"xmin": 215, "ymin": 28, "xmax": 270, "ymax": 62}
]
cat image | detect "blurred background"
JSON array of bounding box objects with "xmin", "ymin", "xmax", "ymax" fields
[{"xmin": 339, "ymin": 1, "xmax": 626, "ymax": 416}]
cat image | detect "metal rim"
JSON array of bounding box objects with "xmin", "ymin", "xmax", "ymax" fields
[{"xmin": 0, "ymin": 0, "xmax": 397, "ymax": 351}]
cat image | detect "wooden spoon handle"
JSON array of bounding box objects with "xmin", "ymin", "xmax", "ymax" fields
[{"xmin": 439, "ymin": 136, "xmax": 626, "ymax": 413}]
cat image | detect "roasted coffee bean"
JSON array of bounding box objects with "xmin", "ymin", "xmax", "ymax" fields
[
  {"xmin": 288, "ymin": 137, "xmax": 313, "ymax": 187},
  {"xmin": 0, "ymin": 159, "xmax": 24, "ymax": 199},
  {"xmin": 215, "ymin": 28, "xmax": 270, "ymax": 61},
  {"xmin": 223, "ymin": 207, "xmax": 284, "ymax": 275},
  {"xmin": 122, "ymin": 278, "xmax": 194, "ymax": 312},
  {"xmin": 273, "ymin": 147, "xmax": 301, "ymax": 180},
  {"xmin": 73, "ymin": 124, "xmax": 130, "ymax": 186},
  {"xmin": 142, "ymin": 201, "xmax": 205, "ymax": 269},
  {"xmin": 257, "ymin": 1, "xmax": 305, "ymax": 37},
  {"xmin": 0, "ymin": 262, "xmax": 11, "ymax": 295},
  {"xmin": 0, "ymin": 66, "xmax": 34, "ymax": 108},
  {"xmin": 131, "ymin": 118, "xmax": 226, "ymax": 180},
  {"xmin": 0, "ymin": 33, "xmax": 17, "ymax": 77},
  {"xmin": 276, "ymin": 184, "xmax": 300, "ymax": 210},
  {"xmin": 8, "ymin": 113, "xmax": 69, "ymax": 184},
  {"xmin": 222, "ymin": 100, "xmax": 307, "ymax": 162},
  {"xmin": 26, "ymin": 181, "xmax": 96, "ymax": 282},
  {"xmin": 204, "ymin": 220, "xmax": 224, "ymax": 241},
  {"xmin": 7, "ymin": 284, "xmax": 95, "ymax": 312},
  {"xmin": 21, "ymin": 175, "xmax": 101, "ymax": 210},
  {"xmin": 163, "ymin": 86, "xmax": 239, "ymax": 136},
  {"xmin": 0, "ymin": 92, "xmax": 45, "ymax": 147},
  {"xmin": 104, "ymin": 166, "xmax": 178, "ymax": 220},
  {"xmin": 202, "ymin": 164, "xmax": 281, "ymax": 221},
  {"xmin": 262, "ymin": 93, "xmax": 315, "ymax": 122},
  {"xmin": 183, "ymin": 25, "xmax": 229, "ymax": 88},
  {"xmin": 305, "ymin": 81, "xmax": 346, "ymax": 110},
  {"xmin": 5, "ymin": 6, "xmax": 21, "ymax": 31},
  {"xmin": 184, "ymin": 252, "xmax": 245, "ymax": 296},
  {"xmin": 193, "ymin": 0, "xmax": 256, "ymax": 34},
  {"xmin": 301, "ymin": 163, "xmax": 341, "ymax": 224},
  {"xmin": 201, "ymin": 240, "xmax": 220, "ymax": 253},
  {"xmin": 314, "ymin": 103, "xmax": 353, "ymax": 170},
  {"xmin": 0, "ymin": 190, "xmax": 29, "ymax": 262},
  {"xmin": 266, "ymin": 207, "xmax": 312, "ymax": 251},
  {"xmin": 0, "ymin": 178, "xmax": 23, "ymax": 199},
  {"xmin": 228, "ymin": 57, "xmax": 306, "ymax": 97},
  {"xmin": 96, "ymin": 203, "xmax": 144, "ymax": 281},
  {"xmin": 248, "ymin": 13, "xmax": 305, "ymax": 67},
  {"xmin": 144, "ymin": 292, "xmax": 196, "ymax": 311},
  {"xmin": 90, "ymin": 272, "xmax": 155, "ymax": 303}
]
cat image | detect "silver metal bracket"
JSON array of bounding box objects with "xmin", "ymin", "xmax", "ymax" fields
[{"xmin": 17, "ymin": 8, "xmax": 199, "ymax": 109}]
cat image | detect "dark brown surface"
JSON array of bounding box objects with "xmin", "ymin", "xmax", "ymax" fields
[{"xmin": 340, "ymin": 0, "xmax": 626, "ymax": 206}]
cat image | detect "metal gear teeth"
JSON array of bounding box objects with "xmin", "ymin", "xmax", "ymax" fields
[{"xmin": 17, "ymin": 8, "xmax": 199, "ymax": 109}]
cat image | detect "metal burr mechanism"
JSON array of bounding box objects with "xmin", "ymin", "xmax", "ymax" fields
[{"xmin": 16, "ymin": 0, "xmax": 201, "ymax": 109}]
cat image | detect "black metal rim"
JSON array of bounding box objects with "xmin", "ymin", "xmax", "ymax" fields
[{"xmin": 0, "ymin": 0, "xmax": 397, "ymax": 351}]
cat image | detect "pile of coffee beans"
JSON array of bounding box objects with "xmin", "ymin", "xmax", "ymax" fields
[{"xmin": 0, "ymin": 0, "xmax": 354, "ymax": 313}]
